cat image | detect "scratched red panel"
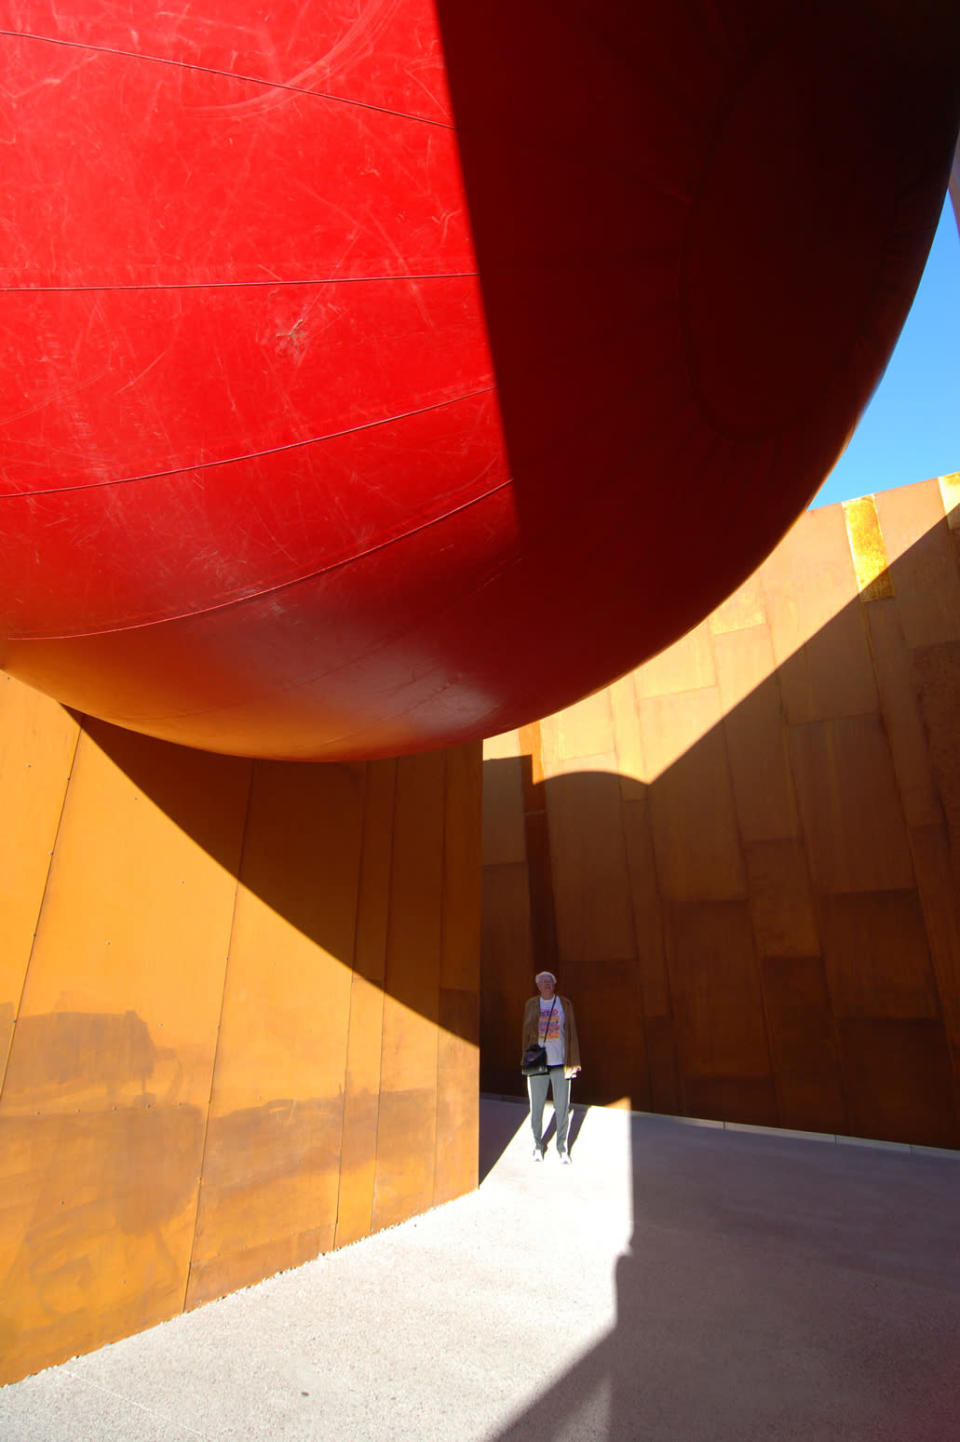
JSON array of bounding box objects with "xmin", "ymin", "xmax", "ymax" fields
[
  {"xmin": 0, "ymin": 395, "xmax": 510, "ymax": 645},
  {"xmin": 0, "ymin": 0, "xmax": 453, "ymax": 124},
  {"xmin": 0, "ymin": 37, "xmax": 468, "ymax": 288},
  {"xmin": 2, "ymin": 1, "xmax": 959, "ymax": 763},
  {"xmin": 0, "ymin": 280, "xmax": 492, "ymax": 498}
]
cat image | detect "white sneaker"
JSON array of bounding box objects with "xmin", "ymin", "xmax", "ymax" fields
[
  {"xmin": 532, "ymin": 1146, "xmax": 544, "ymax": 1162},
  {"xmin": 558, "ymin": 1149, "xmax": 571, "ymax": 1165}
]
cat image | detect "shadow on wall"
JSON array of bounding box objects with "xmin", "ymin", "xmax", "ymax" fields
[
  {"xmin": 490, "ymin": 1111, "xmax": 960, "ymax": 1442},
  {"xmin": 0, "ymin": 1008, "xmax": 348, "ymax": 1363},
  {"xmin": 0, "ymin": 711, "xmax": 480, "ymax": 1381},
  {"xmin": 1, "ymin": 1010, "xmax": 203, "ymax": 1362},
  {"xmin": 481, "ymin": 496, "xmax": 960, "ymax": 1149},
  {"xmin": 432, "ymin": 0, "xmax": 957, "ymax": 738},
  {"xmin": 80, "ymin": 721, "xmax": 481, "ymax": 1052}
]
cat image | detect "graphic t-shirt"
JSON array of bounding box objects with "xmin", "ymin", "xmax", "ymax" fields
[{"xmin": 539, "ymin": 997, "xmax": 566, "ymax": 1067}]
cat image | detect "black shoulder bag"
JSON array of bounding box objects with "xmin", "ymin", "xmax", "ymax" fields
[{"xmin": 521, "ymin": 997, "xmax": 557, "ymax": 1077}]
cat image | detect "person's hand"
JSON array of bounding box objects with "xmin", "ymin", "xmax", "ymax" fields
[{"xmin": 566, "ymin": 1065, "xmax": 581, "ymax": 1079}]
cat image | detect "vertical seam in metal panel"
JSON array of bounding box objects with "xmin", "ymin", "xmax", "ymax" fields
[
  {"xmin": 605, "ymin": 676, "xmax": 656, "ymax": 1110},
  {"xmin": 0, "ymin": 714, "xmax": 82, "ymax": 1102},
  {"xmin": 431, "ymin": 751, "xmax": 449, "ymax": 1208},
  {"xmin": 468, "ymin": 745, "xmax": 482, "ymax": 1181},
  {"xmin": 332, "ymin": 761, "xmax": 371, "ymax": 1247},
  {"xmin": 613, "ymin": 747, "xmax": 655, "ymax": 1114},
  {"xmin": 181, "ymin": 758, "xmax": 256, "ymax": 1312},
  {"xmin": 710, "ymin": 615, "xmax": 782, "ymax": 1129},
  {"xmin": 755, "ymin": 541, "xmax": 846, "ymax": 1131},
  {"xmin": 860, "ymin": 544, "xmax": 960, "ymax": 1139},
  {"xmin": 370, "ymin": 759, "xmax": 401, "ymax": 1239},
  {"xmin": 626, "ymin": 674, "xmax": 680, "ymax": 1118},
  {"xmin": 773, "ymin": 615, "xmax": 851, "ymax": 1134},
  {"xmin": 518, "ymin": 721, "xmax": 559, "ymax": 979}
]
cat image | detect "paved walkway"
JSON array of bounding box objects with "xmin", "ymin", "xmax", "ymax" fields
[{"xmin": 2, "ymin": 1098, "xmax": 959, "ymax": 1441}]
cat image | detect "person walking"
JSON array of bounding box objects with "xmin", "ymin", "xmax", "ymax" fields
[{"xmin": 522, "ymin": 971, "xmax": 581, "ymax": 1163}]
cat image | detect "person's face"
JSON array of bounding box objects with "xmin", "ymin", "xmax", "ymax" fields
[{"xmin": 536, "ymin": 975, "xmax": 556, "ymax": 999}]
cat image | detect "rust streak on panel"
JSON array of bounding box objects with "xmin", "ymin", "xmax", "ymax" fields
[{"xmin": 843, "ymin": 495, "xmax": 895, "ymax": 601}]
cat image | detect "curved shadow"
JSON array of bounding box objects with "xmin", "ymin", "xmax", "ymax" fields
[
  {"xmin": 481, "ymin": 498, "xmax": 960, "ymax": 1149},
  {"xmin": 487, "ymin": 1113, "xmax": 960, "ymax": 1442},
  {"xmin": 74, "ymin": 721, "xmax": 478, "ymax": 1046},
  {"xmin": 0, "ymin": 718, "xmax": 480, "ymax": 1380},
  {"xmin": 433, "ymin": 0, "xmax": 958, "ymax": 707}
]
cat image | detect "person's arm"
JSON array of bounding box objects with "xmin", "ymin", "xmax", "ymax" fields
[
  {"xmin": 521, "ymin": 998, "xmax": 536, "ymax": 1058},
  {"xmin": 564, "ymin": 998, "xmax": 581, "ymax": 1077}
]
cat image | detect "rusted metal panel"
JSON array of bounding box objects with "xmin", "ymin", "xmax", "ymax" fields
[
  {"xmin": 372, "ymin": 752, "xmax": 446, "ymax": 1234},
  {"xmin": 480, "ymin": 481, "xmax": 960, "ymax": 1150},
  {"xmin": 435, "ymin": 746, "xmax": 482, "ymax": 1205},
  {"xmin": 665, "ymin": 899, "xmax": 778, "ymax": 1127},
  {"xmin": 789, "ymin": 715, "xmax": 915, "ymax": 894},
  {"xmin": 877, "ymin": 481, "xmax": 960, "ymax": 647},
  {"xmin": 760, "ymin": 955, "xmax": 845, "ymax": 1135},
  {"xmin": 0, "ymin": 678, "xmax": 79, "ymax": 1088},
  {"xmin": 838, "ymin": 1018, "xmax": 958, "ymax": 1148},
  {"xmin": 744, "ymin": 839, "xmax": 820, "ymax": 958},
  {"xmin": 547, "ymin": 769, "xmax": 636, "ymax": 964},
  {"xmin": 0, "ymin": 721, "xmax": 250, "ymax": 1382},
  {"xmin": 0, "ymin": 679, "xmax": 482, "ymax": 1382},
  {"xmin": 186, "ymin": 761, "xmax": 366, "ymax": 1309}
]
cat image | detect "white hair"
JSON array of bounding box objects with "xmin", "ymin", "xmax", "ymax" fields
[{"xmin": 535, "ymin": 971, "xmax": 557, "ymax": 984}]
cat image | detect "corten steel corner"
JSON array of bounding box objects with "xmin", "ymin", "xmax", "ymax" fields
[
  {"xmin": 482, "ymin": 476, "xmax": 960, "ymax": 1150},
  {"xmin": 0, "ymin": 708, "xmax": 481, "ymax": 1384}
]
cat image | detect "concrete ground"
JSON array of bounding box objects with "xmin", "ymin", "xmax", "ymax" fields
[{"xmin": 2, "ymin": 1096, "xmax": 959, "ymax": 1442}]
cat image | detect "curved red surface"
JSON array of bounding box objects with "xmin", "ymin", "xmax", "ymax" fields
[{"xmin": 1, "ymin": 2, "xmax": 958, "ymax": 758}]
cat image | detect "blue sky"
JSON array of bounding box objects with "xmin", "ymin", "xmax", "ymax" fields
[{"xmin": 810, "ymin": 196, "xmax": 959, "ymax": 508}]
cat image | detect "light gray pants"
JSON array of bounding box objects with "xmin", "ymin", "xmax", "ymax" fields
[{"xmin": 528, "ymin": 1066, "xmax": 571, "ymax": 1153}]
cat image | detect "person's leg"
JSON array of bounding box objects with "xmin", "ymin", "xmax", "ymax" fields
[
  {"xmin": 550, "ymin": 1067, "xmax": 571, "ymax": 1154},
  {"xmin": 528, "ymin": 1073, "xmax": 549, "ymax": 1155}
]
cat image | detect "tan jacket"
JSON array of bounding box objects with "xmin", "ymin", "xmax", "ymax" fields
[{"xmin": 522, "ymin": 995, "xmax": 581, "ymax": 1072}]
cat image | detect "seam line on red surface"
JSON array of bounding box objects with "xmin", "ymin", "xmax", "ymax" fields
[
  {"xmin": 10, "ymin": 474, "xmax": 515, "ymax": 643},
  {"xmin": 0, "ymin": 387, "xmax": 498, "ymax": 500},
  {"xmin": 0, "ymin": 29, "xmax": 455, "ymax": 129},
  {"xmin": 0, "ymin": 273, "xmax": 478, "ymax": 294}
]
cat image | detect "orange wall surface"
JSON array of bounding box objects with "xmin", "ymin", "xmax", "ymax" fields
[
  {"xmin": 482, "ymin": 476, "xmax": 960, "ymax": 1151},
  {"xmin": 0, "ymin": 683, "xmax": 480, "ymax": 1384}
]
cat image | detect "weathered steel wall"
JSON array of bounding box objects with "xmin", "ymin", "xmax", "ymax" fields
[
  {"xmin": 482, "ymin": 476, "xmax": 960, "ymax": 1150},
  {"xmin": 0, "ymin": 684, "xmax": 480, "ymax": 1383}
]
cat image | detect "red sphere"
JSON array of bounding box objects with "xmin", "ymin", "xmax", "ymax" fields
[{"xmin": 1, "ymin": 2, "xmax": 958, "ymax": 758}]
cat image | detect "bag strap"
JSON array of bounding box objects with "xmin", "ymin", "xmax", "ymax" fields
[{"xmin": 537, "ymin": 996, "xmax": 557, "ymax": 1046}]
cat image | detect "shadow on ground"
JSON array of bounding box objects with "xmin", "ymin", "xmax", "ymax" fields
[{"xmin": 488, "ymin": 1109, "xmax": 960, "ymax": 1442}]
